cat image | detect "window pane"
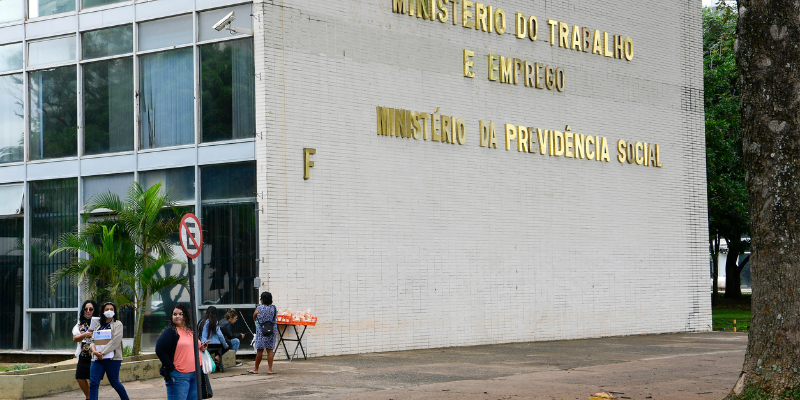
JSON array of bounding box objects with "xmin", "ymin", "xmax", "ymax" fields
[
  {"xmin": 139, "ymin": 48, "xmax": 193, "ymax": 149},
  {"xmin": 0, "ymin": 183, "xmax": 24, "ymax": 215},
  {"xmin": 0, "ymin": 0, "xmax": 23, "ymax": 23},
  {"xmin": 201, "ymin": 162, "xmax": 256, "ymax": 202},
  {"xmin": 201, "ymin": 203, "xmax": 257, "ymax": 304},
  {"xmin": 28, "ymin": 0, "xmax": 74, "ymax": 18},
  {"xmin": 139, "ymin": 167, "xmax": 195, "ymax": 202},
  {"xmin": 82, "ymin": 0, "xmax": 124, "ymax": 10},
  {"xmin": 30, "ymin": 312, "xmax": 75, "ymax": 349},
  {"xmin": 84, "ymin": 57, "xmax": 134, "ymax": 155},
  {"xmin": 213, "ymin": 307, "xmax": 254, "ymax": 346},
  {"xmin": 138, "ymin": 15, "xmax": 192, "ymax": 52},
  {"xmin": 83, "ymin": 173, "xmax": 133, "ymax": 204},
  {"xmin": 29, "ymin": 66, "xmax": 78, "ymax": 160},
  {"xmin": 197, "ymin": 5, "xmax": 252, "ymax": 42},
  {"xmin": 0, "ymin": 43, "xmax": 23, "ymax": 73},
  {"xmin": 0, "ymin": 217, "xmax": 23, "ymax": 349},
  {"xmin": 200, "ymin": 38, "xmax": 254, "ymax": 143},
  {"xmin": 82, "ymin": 25, "xmax": 133, "ymax": 60},
  {"xmin": 28, "ymin": 36, "xmax": 76, "ymax": 67},
  {"xmin": 0, "ymin": 74, "xmax": 24, "ymax": 163},
  {"xmin": 30, "ymin": 178, "xmax": 78, "ymax": 309}
]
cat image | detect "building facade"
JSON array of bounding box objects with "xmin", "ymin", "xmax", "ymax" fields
[{"xmin": 0, "ymin": 0, "xmax": 710, "ymax": 354}]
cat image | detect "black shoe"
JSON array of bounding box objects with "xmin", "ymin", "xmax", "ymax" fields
[{"xmin": 235, "ymin": 361, "xmax": 243, "ymax": 367}]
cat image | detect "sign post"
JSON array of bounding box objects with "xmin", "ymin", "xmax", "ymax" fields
[{"xmin": 179, "ymin": 213, "xmax": 203, "ymax": 400}]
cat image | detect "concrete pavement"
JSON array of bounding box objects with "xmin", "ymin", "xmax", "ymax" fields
[{"xmin": 40, "ymin": 332, "xmax": 746, "ymax": 400}]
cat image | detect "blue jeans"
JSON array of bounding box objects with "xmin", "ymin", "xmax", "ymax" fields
[
  {"xmin": 165, "ymin": 369, "xmax": 197, "ymax": 400},
  {"xmin": 89, "ymin": 359, "xmax": 129, "ymax": 400},
  {"xmin": 230, "ymin": 338, "xmax": 240, "ymax": 353}
]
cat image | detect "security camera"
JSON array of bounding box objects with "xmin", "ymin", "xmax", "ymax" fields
[{"xmin": 213, "ymin": 12, "xmax": 236, "ymax": 31}]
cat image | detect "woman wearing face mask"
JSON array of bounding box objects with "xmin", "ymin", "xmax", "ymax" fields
[
  {"xmin": 155, "ymin": 304, "xmax": 209, "ymax": 400},
  {"xmin": 88, "ymin": 302, "xmax": 129, "ymax": 400},
  {"xmin": 72, "ymin": 300, "xmax": 98, "ymax": 400}
]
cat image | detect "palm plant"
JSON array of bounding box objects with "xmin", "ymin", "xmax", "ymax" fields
[{"xmin": 50, "ymin": 182, "xmax": 189, "ymax": 355}]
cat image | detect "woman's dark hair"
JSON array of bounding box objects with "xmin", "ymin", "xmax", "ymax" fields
[
  {"xmin": 79, "ymin": 300, "xmax": 99, "ymax": 325},
  {"xmin": 168, "ymin": 304, "xmax": 192, "ymax": 331},
  {"xmin": 200, "ymin": 306, "xmax": 219, "ymax": 337},
  {"xmin": 260, "ymin": 292, "xmax": 272, "ymax": 306},
  {"xmin": 99, "ymin": 302, "xmax": 117, "ymax": 325}
]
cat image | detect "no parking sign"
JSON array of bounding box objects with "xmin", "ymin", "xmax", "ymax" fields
[{"xmin": 179, "ymin": 213, "xmax": 203, "ymax": 259}]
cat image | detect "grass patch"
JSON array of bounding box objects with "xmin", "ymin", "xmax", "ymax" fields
[
  {"xmin": 713, "ymin": 294, "xmax": 751, "ymax": 332},
  {"xmin": 725, "ymin": 384, "xmax": 800, "ymax": 399},
  {"xmin": 0, "ymin": 363, "xmax": 29, "ymax": 372}
]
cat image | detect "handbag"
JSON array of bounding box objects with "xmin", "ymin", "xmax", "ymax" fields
[
  {"xmin": 201, "ymin": 350, "xmax": 215, "ymax": 374},
  {"xmin": 259, "ymin": 305, "xmax": 276, "ymax": 336},
  {"xmin": 200, "ymin": 371, "xmax": 213, "ymax": 399}
]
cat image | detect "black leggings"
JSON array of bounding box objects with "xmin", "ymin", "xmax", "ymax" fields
[{"xmin": 207, "ymin": 343, "xmax": 229, "ymax": 357}]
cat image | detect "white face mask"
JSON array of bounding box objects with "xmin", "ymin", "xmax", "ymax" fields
[{"xmin": 104, "ymin": 310, "xmax": 115, "ymax": 319}]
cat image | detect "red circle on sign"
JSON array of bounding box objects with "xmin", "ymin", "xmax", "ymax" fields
[{"xmin": 179, "ymin": 213, "xmax": 203, "ymax": 259}]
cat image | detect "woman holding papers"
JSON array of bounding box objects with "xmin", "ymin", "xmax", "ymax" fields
[
  {"xmin": 89, "ymin": 301, "xmax": 129, "ymax": 400},
  {"xmin": 156, "ymin": 303, "xmax": 209, "ymax": 400},
  {"xmin": 72, "ymin": 300, "xmax": 98, "ymax": 400}
]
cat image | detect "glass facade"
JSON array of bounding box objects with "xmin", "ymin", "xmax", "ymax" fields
[
  {"xmin": 29, "ymin": 178, "xmax": 78, "ymax": 309},
  {"xmin": 140, "ymin": 167, "xmax": 195, "ymax": 202},
  {"xmin": 138, "ymin": 14, "xmax": 193, "ymax": 51},
  {"xmin": 83, "ymin": 58, "xmax": 134, "ymax": 155},
  {"xmin": 0, "ymin": 1, "xmax": 256, "ymax": 351},
  {"xmin": 200, "ymin": 38, "xmax": 255, "ymax": 143},
  {"xmin": 28, "ymin": 36, "xmax": 76, "ymax": 67},
  {"xmin": 201, "ymin": 162, "xmax": 257, "ymax": 305},
  {"xmin": 0, "ymin": 216, "xmax": 23, "ymax": 349},
  {"xmin": 0, "ymin": 74, "xmax": 24, "ymax": 163},
  {"xmin": 0, "ymin": 43, "xmax": 23, "ymax": 73},
  {"xmin": 29, "ymin": 66, "xmax": 78, "ymax": 160},
  {"xmin": 83, "ymin": 173, "xmax": 134, "ymax": 202},
  {"xmin": 82, "ymin": 25, "xmax": 133, "ymax": 60},
  {"xmin": 82, "ymin": 0, "xmax": 124, "ymax": 10},
  {"xmin": 30, "ymin": 312, "xmax": 75, "ymax": 349},
  {"xmin": 0, "ymin": 0, "xmax": 24, "ymax": 23},
  {"xmin": 28, "ymin": 0, "xmax": 75, "ymax": 18},
  {"xmin": 139, "ymin": 48, "xmax": 194, "ymax": 149}
]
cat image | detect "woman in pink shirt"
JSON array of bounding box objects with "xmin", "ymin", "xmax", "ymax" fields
[{"xmin": 155, "ymin": 304, "xmax": 208, "ymax": 400}]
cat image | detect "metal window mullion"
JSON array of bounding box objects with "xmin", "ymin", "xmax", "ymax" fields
[
  {"xmin": 21, "ymin": 17, "xmax": 30, "ymax": 351},
  {"xmin": 76, "ymin": 15, "xmax": 85, "ymax": 304},
  {"xmin": 196, "ymin": 34, "xmax": 253, "ymax": 47},
  {"xmin": 27, "ymin": 308, "xmax": 80, "ymax": 312},
  {"xmin": 133, "ymin": 6, "xmax": 139, "ymax": 178},
  {"xmin": 77, "ymin": 30, "xmax": 83, "ymax": 160},
  {"xmin": 193, "ymin": 6, "xmax": 202, "ymax": 309},
  {"xmin": 136, "ymin": 43, "xmax": 194, "ymax": 57},
  {"xmin": 22, "ymin": 182, "xmax": 30, "ymax": 350},
  {"xmin": 80, "ymin": 52, "xmax": 134, "ymax": 65}
]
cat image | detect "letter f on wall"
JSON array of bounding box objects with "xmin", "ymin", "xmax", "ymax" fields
[{"xmin": 304, "ymin": 148, "xmax": 316, "ymax": 180}]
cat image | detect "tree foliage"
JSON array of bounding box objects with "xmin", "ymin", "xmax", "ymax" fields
[
  {"xmin": 704, "ymin": 7, "xmax": 749, "ymax": 299},
  {"xmin": 50, "ymin": 182, "xmax": 188, "ymax": 355}
]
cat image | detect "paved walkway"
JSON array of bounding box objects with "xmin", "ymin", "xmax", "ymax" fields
[{"xmin": 41, "ymin": 332, "xmax": 746, "ymax": 400}]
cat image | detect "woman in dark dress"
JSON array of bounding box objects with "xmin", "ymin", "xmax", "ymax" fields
[
  {"xmin": 72, "ymin": 300, "xmax": 98, "ymax": 400},
  {"xmin": 247, "ymin": 292, "xmax": 276, "ymax": 374}
]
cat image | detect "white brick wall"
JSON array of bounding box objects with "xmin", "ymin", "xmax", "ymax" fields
[{"xmin": 254, "ymin": 0, "xmax": 710, "ymax": 357}]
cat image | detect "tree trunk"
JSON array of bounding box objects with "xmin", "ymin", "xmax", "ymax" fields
[
  {"xmin": 724, "ymin": 238, "xmax": 743, "ymax": 299},
  {"xmin": 132, "ymin": 301, "xmax": 146, "ymax": 356},
  {"xmin": 732, "ymin": 0, "xmax": 800, "ymax": 396}
]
